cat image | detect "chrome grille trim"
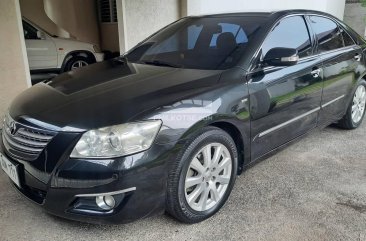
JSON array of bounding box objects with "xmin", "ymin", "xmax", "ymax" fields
[
  {"xmin": 2, "ymin": 114, "xmax": 57, "ymax": 161},
  {"xmin": 17, "ymin": 128, "xmax": 54, "ymax": 141},
  {"xmin": 2, "ymin": 131, "xmax": 43, "ymax": 153},
  {"xmin": 9, "ymin": 134, "xmax": 47, "ymax": 148}
]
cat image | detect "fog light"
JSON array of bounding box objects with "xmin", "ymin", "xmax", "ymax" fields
[{"xmin": 96, "ymin": 195, "xmax": 116, "ymax": 210}]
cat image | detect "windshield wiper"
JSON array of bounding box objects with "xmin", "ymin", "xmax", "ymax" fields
[{"xmin": 139, "ymin": 60, "xmax": 182, "ymax": 68}]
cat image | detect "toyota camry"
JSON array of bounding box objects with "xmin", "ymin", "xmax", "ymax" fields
[{"xmin": 1, "ymin": 10, "xmax": 365, "ymax": 224}]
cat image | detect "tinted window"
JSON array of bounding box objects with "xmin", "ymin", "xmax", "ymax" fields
[
  {"xmin": 209, "ymin": 23, "xmax": 248, "ymax": 47},
  {"xmin": 126, "ymin": 16, "xmax": 267, "ymax": 70},
  {"xmin": 309, "ymin": 16, "xmax": 344, "ymax": 52},
  {"xmin": 187, "ymin": 25, "xmax": 203, "ymax": 49},
  {"xmin": 22, "ymin": 21, "xmax": 39, "ymax": 40},
  {"xmin": 341, "ymin": 29, "xmax": 355, "ymax": 47},
  {"xmin": 261, "ymin": 16, "xmax": 312, "ymax": 58}
]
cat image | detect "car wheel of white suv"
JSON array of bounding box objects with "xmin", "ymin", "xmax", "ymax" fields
[{"xmin": 64, "ymin": 56, "xmax": 92, "ymax": 72}]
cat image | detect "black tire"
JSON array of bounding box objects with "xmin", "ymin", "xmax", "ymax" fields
[
  {"xmin": 64, "ymin": 56, "xmax": 91, "ymax": 72},
  {"xmin": 337, "ymin": 80, "xmax": 366, "ymax": 129},
  {"xmin": 166, "ymin": 126, "xmax": 238, "ymax": 223}
]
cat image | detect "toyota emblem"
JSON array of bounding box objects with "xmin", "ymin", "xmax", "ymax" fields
[{"xmin": 9, "ymin": 122, "xmax": 17, "ymax": 135}]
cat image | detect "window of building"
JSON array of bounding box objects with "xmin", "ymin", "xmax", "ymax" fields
[{"xmin": 98, "ymin": 0, "xmax": 117, "ymax": 23}]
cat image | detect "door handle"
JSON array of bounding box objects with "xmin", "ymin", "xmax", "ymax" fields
[
  {"xmin": 354, "ymin": 53, "xmax": 362, "ymax": 62},
  {"xmin": 311, "ymin": 68, "xmax": 322, "ymax": 78}
]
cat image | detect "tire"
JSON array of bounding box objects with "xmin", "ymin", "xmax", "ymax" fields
[
  {"xmin": 337, "ymin": 80, "xmax": 366, "ymax": 129},
  {"xmin": 166, "ymin": 126, "xmax": 238, "ymax": 223},
  {"xmin": 64, "ymin": 56, "xmax": 91, "ymax": 72}
]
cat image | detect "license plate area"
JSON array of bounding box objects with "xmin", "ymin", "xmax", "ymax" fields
[{"xmin": 0, "ymin": 153, "xmax": 21, "ymax": 187}]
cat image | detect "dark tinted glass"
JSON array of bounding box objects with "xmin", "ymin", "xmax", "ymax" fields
[
  {"xmin": 261, "ymin": 16, "xmax": 312, "ymax": 58},
  {"xmin": 209, "ymin": 23, "xmax": 248, "ymax": 47},
  {"xmin": 341, "ymin": 29, "xmax": 355, "ymax": 46},
  {"xmin": 126, "ymin": 16, "xmax": 267, "ymax": 70},
  {"xmin": 22, "ymin": 21, "xmax": 39, "ymax": 40},
  {"xmin": 309, "ymin": 16, "xmax": 344, "ymax": 52}
]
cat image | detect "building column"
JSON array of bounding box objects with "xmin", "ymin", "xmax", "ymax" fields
[
  {"xmin": 180, "ymin": 0, "xmax": 188, "ymax": 17},
  {"xmin": 116, "ymin": 0, "xmax": 128, "ymax": 53},
  {"xmin": 0, "ymin": 0, "xmax": 31, "ymax": 116}
]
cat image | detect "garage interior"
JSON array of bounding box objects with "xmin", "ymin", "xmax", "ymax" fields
[{"xmin": 0, "ymin": 0, "xmax": 365, "ymax": 240}]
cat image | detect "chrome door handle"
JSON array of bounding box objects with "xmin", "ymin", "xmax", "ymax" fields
[
  {"xmin": 311, "ymin": 68, "xmax": 322, "ymax": 78},
  {"xmin": 354, "ymin": 54, "xmax": 362, "ymax": 62}
]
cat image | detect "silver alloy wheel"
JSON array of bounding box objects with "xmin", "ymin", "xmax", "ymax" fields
[
  {"xmin": 184, "ymin": 143, "xmax": 232, "ymax": 212},
  {"xmin": 71, "ymin": 60, "xmax": 88, "ymax": 70},
  {"xmin": 352, "ymin": 85, "xmax": 366, "ymax": 123}
]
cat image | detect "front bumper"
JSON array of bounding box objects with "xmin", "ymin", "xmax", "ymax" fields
[{"xmin": 0, "ymin": 129, "xmax": 179, "ymax": 224}]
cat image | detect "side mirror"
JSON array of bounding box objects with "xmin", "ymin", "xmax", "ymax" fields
[
  {"xmin": 36, "ymin": 30, "xmax": 46, "ymax": 40},
  {"xmin": 263, "ymin": 47, "xmax": 299, "ymax": 66}
]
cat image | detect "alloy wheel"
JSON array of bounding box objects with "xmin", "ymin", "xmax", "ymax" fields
[
  {"xmin": 184, "ymin": 143, "xmax": 232, "ymax": 212},
  {"xmin": 351, "ymin": 85, "xmax": 366, "ymax": 123},
  {"xmin": 71, "ymin": 60, "xmax": 88, "ymax": 70}
]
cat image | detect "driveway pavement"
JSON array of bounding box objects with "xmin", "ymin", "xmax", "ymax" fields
[{"xmin": 0, "ymin": 110, "xmax": 365, "ymax": 241}]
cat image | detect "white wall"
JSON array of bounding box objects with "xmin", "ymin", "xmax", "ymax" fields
[
  {"xmin": 20, "ymin": 0, "xmax": 70, "ymax": 38},
  {"xmin": 326, "ymin": 0, "xmax": 346, "ymax": 20},
  {"xmin": 0, "ymin": 0, "xmax": 30, "ymax": 117},
  {"xmin": 44, "ymin": 0, "xmax": 100, "ymax": 45},
  {"xmin": 124, "ymin": 0, "xmax": 180, "ymax": 50},
  {"xmin": 186, "ymin": 0, "xmax": 346, "ymax": 19}
]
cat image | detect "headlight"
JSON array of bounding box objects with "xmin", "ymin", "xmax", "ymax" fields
[
  {"xmin": 93, "ymin": 45, "xmax": 101, "ymax": 53},
  {"xmin": 70, "ymin": 120, "xmax": 162, "ymax": 158}
]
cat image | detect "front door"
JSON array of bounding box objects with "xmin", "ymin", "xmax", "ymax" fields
[
  {"xmin": 248, "ymin": 15, "xmax": 324, "ymax": 160},
  {"xmin": 22, "ymin": 20, "xmax": 57, "ymax": 70}
]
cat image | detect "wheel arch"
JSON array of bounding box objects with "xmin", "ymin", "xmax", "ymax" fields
[
  {"xmin": 173, "ymin": 115, "xmax": 250, "ymax": 175},
  {"xmin": 61, "ymin": 50, "xmax": 96, "ymax": 72},
  {"xmin": 209, "ymin": 121, "xmax": 246, "ymax": 174},
  {"xmin": 346, "ymin": 73, "xmax": 366, "ymax": 107}
]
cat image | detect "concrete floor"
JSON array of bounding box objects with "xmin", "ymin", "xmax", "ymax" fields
[{"xmin": 0, "ymin": 111, "xmax": 365, "ymax": 241}]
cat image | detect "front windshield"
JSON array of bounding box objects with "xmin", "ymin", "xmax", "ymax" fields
[{"xmin": 126, "ymin": 16, "xmax": 267, "ymax": 70}]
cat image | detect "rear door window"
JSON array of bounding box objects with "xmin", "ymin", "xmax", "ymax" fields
[
  {"xmin": 309, "ymin": 16, "xmax": 344, "ymax": 52},
  {"xmin": 341, "ymin": 29, "xmax": 355, "ymax": 47}
]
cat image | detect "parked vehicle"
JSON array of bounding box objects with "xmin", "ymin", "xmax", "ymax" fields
[
  {"xmin": 1, "ymin": 10, "xmax": 366, "ymax": 224},
  {"xmin": 22, "ymin": 18, "xmax": 104, "ymax": 73}
]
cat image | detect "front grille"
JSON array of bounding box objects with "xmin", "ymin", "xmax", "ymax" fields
[{"xmin": 2, "ymin": 114, "xmax": 56, "ymax": 161}]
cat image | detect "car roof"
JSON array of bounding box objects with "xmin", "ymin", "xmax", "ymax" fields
[{"xmin": 188, "ymin": 9, "xmax": 337, "ymax": 20}]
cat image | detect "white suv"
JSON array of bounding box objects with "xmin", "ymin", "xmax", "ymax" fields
[{"xmin": 22, "ymin": 18, "xmax": 104, "ymax": 73}]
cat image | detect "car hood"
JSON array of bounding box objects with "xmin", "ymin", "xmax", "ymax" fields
[
  {"xmin": 9, "ymin": 59, "xmax": 223, "ymax": 131},
  {"xmin": 52, "ymin": 37, "xmax": 95, "ymax": 52}
]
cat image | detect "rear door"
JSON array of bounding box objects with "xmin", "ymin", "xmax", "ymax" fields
[
  {"xmin": 22, "ymin": 20, "xmax": 58, "ymax": 70},
  {"xmin": 308, "ymin": 15, "xmax": 363, "ymax": 125},
  {"xmin": 248, "ymin": 15, "xmax": 324, "ymax": 160}
]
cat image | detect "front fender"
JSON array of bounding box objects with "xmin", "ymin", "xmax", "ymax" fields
[{"xmin": 142, "ymin": 83, "xmax": 251, "ymax": 168}]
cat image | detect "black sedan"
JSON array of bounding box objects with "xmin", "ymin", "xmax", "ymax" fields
[{"xmin": 1, "ymin": 10, "xmax": 366, "ymax": 224}]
